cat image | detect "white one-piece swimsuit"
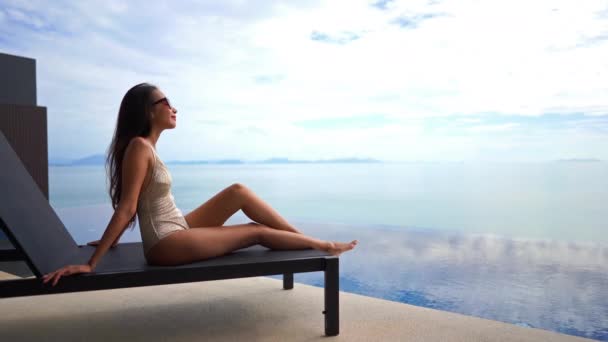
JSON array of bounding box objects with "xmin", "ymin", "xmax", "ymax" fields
[{"xmin": 137, "ymin": 144, "xmax": 190, "ymax": 259}]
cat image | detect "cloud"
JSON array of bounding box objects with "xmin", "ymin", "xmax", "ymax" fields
[
  {"xmin": 0, "ymin": 0, "xmax": 606, "ymax": 161},
  {"xmin": 310, "ymin": 30, "xmax": 361, "ymax": 44},
  {"xmin": 295, "ymin": 114, "xmax": 397, "ymax": 129},
  {"xmin": 595, "ymin": 6, "xmax": 608, "ymax": 19},
  {"xmin": 468, "ymin": 123, "xmax": 520, "ymax": 133},
  {"xmin": 577, "ymin": 32, "xmax": 608, "ymax": 48},
  {"xmin": 5, "ymin": 8, "xmax": 47, "ymax": 29},
  {"xmin": 253, "ymin": 74, "xmax": 285, "ymax": 84},
  {"xmin": 371, "ymin": 0, "xmax": 396, "ymax": 11},
  {"xmin": 391, "ymin": 12, "xmax": 445, "ymax": 28}
]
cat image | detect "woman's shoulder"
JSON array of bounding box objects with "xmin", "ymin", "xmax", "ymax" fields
[
  {"xmin": 128, "ymin": 136, "xmax": 149, "ymax": 147},
  {"xmin": 124, "ymin": 137, "xmax": 154, "ymax": 163},
  {"xmin": 126, "ymin": 137, "xmax": 152, "ymax": 152}
]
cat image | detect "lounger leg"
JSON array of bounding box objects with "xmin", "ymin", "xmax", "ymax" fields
[
  {"xmin": 324, "ymin": 257, "xmax": 339, "ymax": 336},
  {"xmin": 283, "ymin": 273, "xmax": 293, "ymax": 289}
]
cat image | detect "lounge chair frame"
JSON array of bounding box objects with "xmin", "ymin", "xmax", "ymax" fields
[{"xmin": 0, "ymin": 131, "xmax": 339, "ymax": 336}]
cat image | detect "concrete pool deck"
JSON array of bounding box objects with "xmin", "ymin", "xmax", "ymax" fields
[{"xmin": 0, "ymin": 271, "xmax": 594, "ymax": 342}]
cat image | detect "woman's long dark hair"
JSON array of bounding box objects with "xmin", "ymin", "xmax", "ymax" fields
[{"xmin": 106, "ymin": 83, "xmax": 158, "ymax": 229}]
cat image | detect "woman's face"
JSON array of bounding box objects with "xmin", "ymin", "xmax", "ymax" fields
[{"xmin": 149, "ymin": 89, "xmax": 178, "ymax": 129}]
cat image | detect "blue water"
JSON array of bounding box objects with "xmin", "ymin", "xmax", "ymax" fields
[{"xmin": 45, "ymin": 162, "xmax": 608, "ymax": 340}]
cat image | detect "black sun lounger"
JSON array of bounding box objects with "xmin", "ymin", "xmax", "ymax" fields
[{"xmin": 0, "ymin": 131, "xmax": 340, "ymax": 336}]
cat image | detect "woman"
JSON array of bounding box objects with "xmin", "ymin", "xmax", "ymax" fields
[{"xmin": 43, "ymin": 83, "xmax": 358, "ymax": 286}]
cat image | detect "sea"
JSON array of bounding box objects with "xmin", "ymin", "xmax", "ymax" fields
[{"xmin": 34, "ymin": 162, "xmax": 608, "ymax": 340}]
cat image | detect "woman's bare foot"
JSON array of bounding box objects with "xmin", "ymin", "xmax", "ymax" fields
[{"xmin": 325, "ymin": 240, "xmax": 358, "ymax": 256}]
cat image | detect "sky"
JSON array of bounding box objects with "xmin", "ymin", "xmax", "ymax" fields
[{"xmin": 0, "ymin": 0, "xmax": 607, "ymax": 162}]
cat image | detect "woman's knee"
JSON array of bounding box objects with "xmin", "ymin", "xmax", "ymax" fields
[
  {"xmin": 256, "ymin": 226, "xmax": 275, "ymax": 243},
  {"xmin": 227, "ymin": 183, "xmax": 251, "ymax": 206},
  {"xmin": 229, "ymin": 182, "xmax": 249, "ymax": 194}
]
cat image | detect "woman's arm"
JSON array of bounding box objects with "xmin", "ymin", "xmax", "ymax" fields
[
  {"xmin": 42, "ymin": 212, "xmax": 129, "ymax": 286},
  {"xmin": 87, "ymin": 221, "xmax": 128, "ymax": 247},
  {"xmin": 43, "ymin": 210, "xmax": 133, "ymax": 285},
  {"xmin": 87, "ymin": 208, "xmax": 133, "ymax": 269},
  {"xmin": 88, "ymin": 138, "xmax": 151, "ymax": 269},
  {"xmin": 43, "ymin": 138, "xmax": 152, "ymax": 285}
]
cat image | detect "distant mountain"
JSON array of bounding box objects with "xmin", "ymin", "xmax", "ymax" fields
[
  {"xmin": 260, "ymin": 157, "xmax": 292, "ymax": 164},
  {"xmin": 73, "ymin": 154, "xmax": 106, "ymax": 165},
  {"xmin": 257, "ymin": 157, "xmax": 382, "ymax": 164},
  {"xmin": 166, "ymin": 159, "xmax": 244, "ymax": 165},
  {"xmin": 50, "ymin": 155, "xmax": 383, "ymax": 166},
  {"xmin": 555, "ymin": 158, "xmax": 602, "ymax": 163},
  {"xmin": 165, "ymin": 160, "xmax": 211, "ymax": 165},
  {"xmin": 316, "ymin": 157, "xmax": 381, "ymax": 164},
  {"xmin": 49, "ymin": 154, "xmax": 105, "ymax": 166},
  {"xmin": 48, "ymin": 157, "xmax": 73, "ymax": 166},
  {"xmin": 216, "ymin": 159, "xmax": 245, "ymax": 164}
]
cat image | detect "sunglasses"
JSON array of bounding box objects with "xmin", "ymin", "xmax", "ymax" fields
[{"xmin": 151, "ymin": 97, "xmax": 173, "ymax": 108}]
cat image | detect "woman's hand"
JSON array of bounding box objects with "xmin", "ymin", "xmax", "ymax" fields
[
  {"xmin": 42, "ymin": 264, "xmax": 93, "ymax": 287},
  {"xmin": 87, "ymin": 239, "xmax": 118, "ymax": 248}
]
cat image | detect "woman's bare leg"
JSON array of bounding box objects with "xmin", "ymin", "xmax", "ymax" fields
[
  {"xmin": 259, "ymin": 226, "xmax": 327, "ymax": 250},
  {"xmin": 147, "ymin": 223, "xmax": 357, "ymax": 266},
  {"xmin": 257, "ymin": 227, "xmax": 358, "ymax": 255},
  {"xmin": 185, "ymin": 183, "xmax": 303, "ymax": 234},
  {"xmin": 237, "ymin": 184, "xmax": 304, "ymax": 234}
]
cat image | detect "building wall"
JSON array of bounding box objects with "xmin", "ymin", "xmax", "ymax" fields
[
  {"xmin": 0, "ymin": 52, "xmax": 48, "ymax": 246},
  {"xmin": 0, "ymin": 104, "xmax": 48, "ymax": 197},
  {"xmin": 0, "ymin": 52, "xmax": 37, "ymax": 106}
]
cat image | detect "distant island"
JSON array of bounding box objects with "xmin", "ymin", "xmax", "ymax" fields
[
  {"xmin": 49, "ymin": 154, "xmax": 382, "ymax": 166},
  {"xmin": 50, "ymin": 154, "xmax": 106, "ymax": 166},
  {"xmin": 554, "ymin": 158, "xmax": 602, "ymax": 163}
]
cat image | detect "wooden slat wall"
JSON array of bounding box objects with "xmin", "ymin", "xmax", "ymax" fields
[{"xmin": 0, "ymin": 103, "xmax": 48, "ymax": 199}]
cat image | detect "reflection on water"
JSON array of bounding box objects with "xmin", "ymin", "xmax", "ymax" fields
[
  {"xmin": 296, "ymin": 222, "xmax": 608, "ymax": 341},
  {"xmin": 55, "ymin": 205, "xmax": 608, "ymax": 341}
]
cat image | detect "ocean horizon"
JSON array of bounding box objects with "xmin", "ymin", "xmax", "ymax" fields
[{"xmin": 49, "ymin": 161, "xmax": 608, "ymax": 245}]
